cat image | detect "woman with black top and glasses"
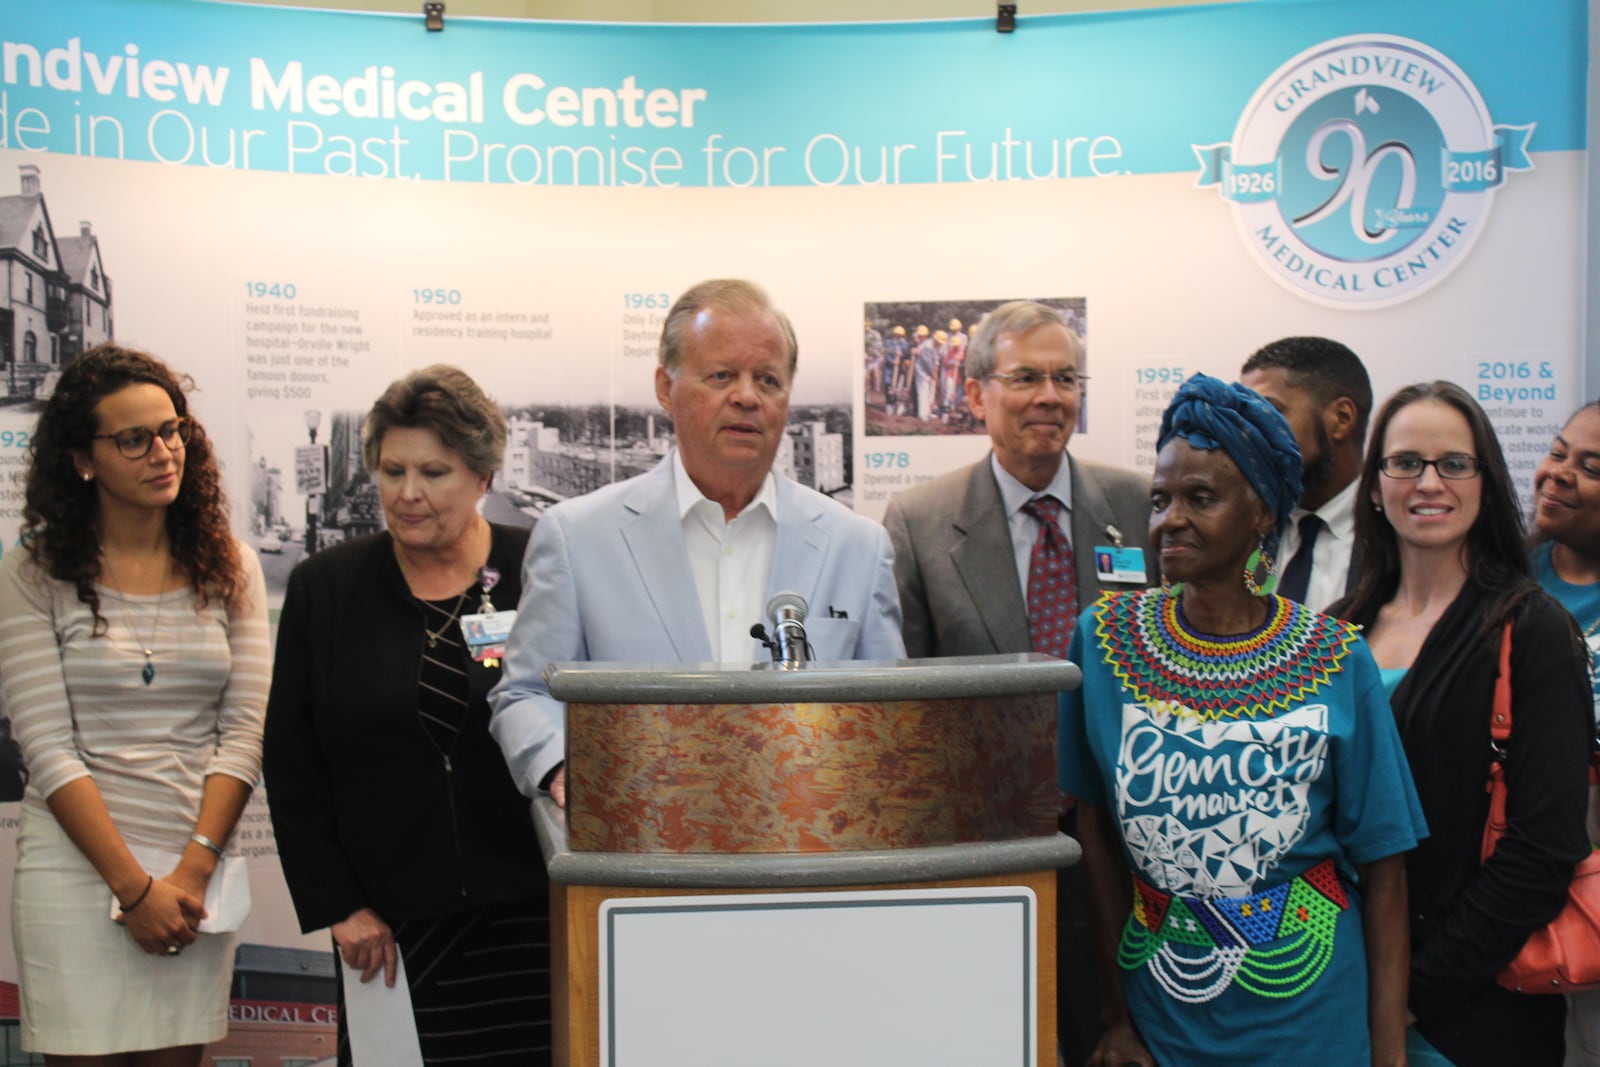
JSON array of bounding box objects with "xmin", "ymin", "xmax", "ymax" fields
[{"xmin": 1335, "ymin": 381, "xmax": 1591, "ymax": 1066}]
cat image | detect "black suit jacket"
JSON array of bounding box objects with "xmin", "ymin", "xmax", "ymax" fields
[{"xmin": 263, "ymin": 524, "xmax": 545, "ymax": 933}]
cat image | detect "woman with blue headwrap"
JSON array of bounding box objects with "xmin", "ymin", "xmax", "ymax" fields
[{"xmin": 1060, "ymin": 374, "xmax": 1425, "ymax": 1066}]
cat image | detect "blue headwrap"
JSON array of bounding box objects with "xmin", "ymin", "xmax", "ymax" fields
[{"xmin": 1156, "ymin": 373, "xmax": 1303, "ymax": 555}]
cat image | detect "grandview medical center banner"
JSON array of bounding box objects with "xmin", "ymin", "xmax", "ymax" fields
[{"xmin": 0, "ymin": 0, "xmax": 1586, "ymax": 1056}]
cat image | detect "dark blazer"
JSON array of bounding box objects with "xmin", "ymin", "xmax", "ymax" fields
[
  {"xmin": 884, "ymin": 453, "xmax": 1153, "ymax": 657},
  {"xmin": 263, "ymin": 524, "xmax": 545, "ymax": 933}
]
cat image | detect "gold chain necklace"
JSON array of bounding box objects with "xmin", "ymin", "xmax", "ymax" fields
[
  {"xmin": 102, "ymin": 553, "xmax": 171, "ymax": 686},
  {"xmin": 423, "ymin": 590, "xmax": 469, "ymax": 649}
]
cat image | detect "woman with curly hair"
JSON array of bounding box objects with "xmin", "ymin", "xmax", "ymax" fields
[{"xmin": 0, "ymin": 344, "xmax": 269, "ymax": 1064}]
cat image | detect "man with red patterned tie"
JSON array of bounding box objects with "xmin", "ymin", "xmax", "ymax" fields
[
  {"xmin": 885, "ymin": 300, "xmax": 1151, "ymax": 661},
  {"xmin": 883, "ymin": 299, "xmax": 1152, "ymax": 1067}
]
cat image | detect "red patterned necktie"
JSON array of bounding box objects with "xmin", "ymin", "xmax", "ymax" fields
[{"xmin": 1023, "ymin": 495, "xmax": 1076, "ymax": 659}]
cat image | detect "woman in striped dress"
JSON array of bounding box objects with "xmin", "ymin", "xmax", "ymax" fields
[
  {"xmin": 0, "ymin": 344, "xmax": 270, "ymax": 1063},
  {"xmin": 264, "ymin": 365, "xmax": 550, "ymax": 1066}
]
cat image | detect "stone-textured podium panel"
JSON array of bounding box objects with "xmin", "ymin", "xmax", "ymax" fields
[{"xmin": 565, "ymin": 694, "xmax": 1057, "ymax": 853}]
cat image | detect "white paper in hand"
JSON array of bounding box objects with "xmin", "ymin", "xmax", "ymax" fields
[
  {"xmin": 341, "ymin": 951, "xmax": 424, "ymax": 1067},
  {"xmin": 109, "ymin": 845, "xmax": 251, "ymax": 933}
]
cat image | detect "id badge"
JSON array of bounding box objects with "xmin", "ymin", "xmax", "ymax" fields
[
  {"xmin": 1094, "ymin": 545, "xmax": 1148, "ymax": 584},
  {"xmin": 460, "ymin": 610, "xmax": 515, "ymax": 666}
]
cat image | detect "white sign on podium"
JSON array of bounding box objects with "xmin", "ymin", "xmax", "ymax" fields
[{"xmin": 598, "ymin": 885, "xmax": 1037, "ymax": 1066}]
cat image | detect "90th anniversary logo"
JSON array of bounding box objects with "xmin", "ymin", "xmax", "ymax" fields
[{"xmin": 1195, "ymin": 34, "xmax": 1534, "ymax": 309}]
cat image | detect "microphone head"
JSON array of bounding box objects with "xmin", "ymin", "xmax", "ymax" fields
[{"xmin": 765, "ymin": 590, "xmax": 808, "ymax": 621}]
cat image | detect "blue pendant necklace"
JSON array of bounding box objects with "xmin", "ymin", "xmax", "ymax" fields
[{"xmin": 103, "ymin": 553, "xmax": 169, "ymax": 685}]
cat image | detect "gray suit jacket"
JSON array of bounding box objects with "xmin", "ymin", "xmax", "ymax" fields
[
  {"xmin": 883, "ymin": 453, "xmax": 1153, "ymax": 658},
  {"xmin": 489, "ymin": 455, "xmax": 906, "ymax": 795}
]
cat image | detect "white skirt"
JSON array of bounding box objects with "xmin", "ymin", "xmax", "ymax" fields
[{"xmin": 11, "ymin": 801, "xmax": 237, "ymax": 1054}]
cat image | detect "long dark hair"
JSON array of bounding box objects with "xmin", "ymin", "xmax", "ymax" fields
[
  {"xmin": 22, "ymin": 344, "xmax": 243, "ymax": 632},
  {"xmin": 1337, "ymin": 381, "xmax": 1535, "ymax": 631}
]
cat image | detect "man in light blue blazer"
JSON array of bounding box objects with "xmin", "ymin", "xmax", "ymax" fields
[{"xmin": 489, "ymin": 279, "xmax": 904, "ymax": 801}]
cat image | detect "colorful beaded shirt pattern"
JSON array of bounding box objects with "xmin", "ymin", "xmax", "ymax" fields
[
  {"xmin": 1122, "ymin": 858, "xmax": 1350, "ymax": 1002},
  {"xmin": 1094, "ymin": 588, "xmax": 1361, "ymax": 722},
  {"xmin": 1091, "ymin": 588, "xmax": 1363, "ymax": 1002}
]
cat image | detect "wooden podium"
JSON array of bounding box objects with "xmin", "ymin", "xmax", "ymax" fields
[{"xmin": 537, "ymin": 653, "xmax": 1080, "ymax": 1067}]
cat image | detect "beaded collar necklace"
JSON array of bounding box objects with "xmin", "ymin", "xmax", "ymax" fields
[{"xmin": 1093, "ymin": 588, "xmax": 1362, "ymax": 722}]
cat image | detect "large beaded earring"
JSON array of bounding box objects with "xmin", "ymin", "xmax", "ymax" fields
[{"xmin": 1243, "ymin": 539, "xmax": 1276, "ymax": 597}]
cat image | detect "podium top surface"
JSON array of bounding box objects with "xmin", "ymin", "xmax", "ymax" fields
[
  {"xmin": 533, "ymin": 798, "xmax": 1082, "ymax": 888},
  {"xmin": 545, "ymin": 652, "xmax": 1080, "ymax": 704}
]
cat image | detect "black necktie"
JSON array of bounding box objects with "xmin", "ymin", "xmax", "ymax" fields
[{"xmin": 1277, "ymin": 513, "xmax": 1322, "ymax": 603}]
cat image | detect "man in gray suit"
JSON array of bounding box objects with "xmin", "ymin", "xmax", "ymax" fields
[
  {"xmin": 884, "ymin": 300, "xmax": 1152, "ymax": 659},
  {"xmin": 490, "ymin": 279, "xmax": 904, "ymax": 805},
  {"xmin": 883, "ymin": 300, "xmax": 1150, "ymax": 1067}
]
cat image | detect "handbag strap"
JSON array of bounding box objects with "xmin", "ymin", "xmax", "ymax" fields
[
  {"xmin": 1481, "ymin": 620, "xmax": 1516, "ymax": 862},
  {"xmin": 1490, "ymin": 619, "xmax": 1514, "ymax": 748}
]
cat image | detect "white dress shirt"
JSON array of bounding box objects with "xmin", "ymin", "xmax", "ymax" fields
[
  {"xmin": 991, "ymin": 452, "xmax": 1074, "ymax": 610},
  {"xmin": 673, "ymin": 452, "xmax": 778, "ymax": 661},
  {"xmin": 1277, "ymin": 478, "xmax": 1358, "ymax": 613}
]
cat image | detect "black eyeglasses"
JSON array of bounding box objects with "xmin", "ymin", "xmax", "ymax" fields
[
  {"xmin": 1378, "ymin": 453, "xmax": 1483, "ymax": 480},
  {"xmin": 94, "ymin": 417, "xmax": 193, "ymax": 460},
  {"xmin": 985, "ymin": 369, "xmax": 1090, "ymax": 392}
]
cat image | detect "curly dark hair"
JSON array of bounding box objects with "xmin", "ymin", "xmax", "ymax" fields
[{"xmin": 22, "ymin": 344, "xmax": 243, "ymax": 633}]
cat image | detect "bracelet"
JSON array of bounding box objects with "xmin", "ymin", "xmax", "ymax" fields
[
  {"xmin": 190, "ymin": 832, "xmax": 225, "ymax": 858},
  {"xmin": 120, "ymin": 874, "xmax": 154, "ymax": 914}
]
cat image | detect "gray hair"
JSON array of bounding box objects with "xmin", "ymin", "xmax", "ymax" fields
[
  {"xmin": 362, "ymin": 364, "xmax": 507, "ymax": 477},
  {"xmin": 658, "ymin": 278, "xmax": 799, "ymax": 377},
  {"xmin": 964, "ymin": 301, "xmax": 1079, "ymax": 380}
]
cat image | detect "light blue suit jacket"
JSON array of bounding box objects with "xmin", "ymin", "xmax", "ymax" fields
[{"xmin": 488, "ymin": 455, "xmax": 905, "ymax": 796}]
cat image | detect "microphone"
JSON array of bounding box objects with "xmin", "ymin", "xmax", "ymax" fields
[
  {"xmin": 765, "ymin": 591, "xmax": 812, "ymax": 666},
  {"xmin": 749, "ymin": 622, "xmax": 776, "ymax": 658}
]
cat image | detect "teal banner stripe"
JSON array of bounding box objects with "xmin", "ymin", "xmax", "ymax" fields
[{"xmin": 0, "ymin": 0, "xmax": 1582, "ymax": 185}]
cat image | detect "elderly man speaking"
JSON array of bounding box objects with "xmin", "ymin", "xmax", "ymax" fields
[{"xmin": 489, "ymin": 279, "xmax": 905, "ymax": 803}]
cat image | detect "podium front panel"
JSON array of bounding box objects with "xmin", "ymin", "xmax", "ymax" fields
[
  {"xmin": 597, "ymin": 886, "xmax": 1037, "ymax": 1065},
  {"xmin": 565, "ymin": 693, "xmax": 1056, "ymax": 853}
]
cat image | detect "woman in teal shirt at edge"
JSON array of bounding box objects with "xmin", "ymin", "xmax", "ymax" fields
[{"xmin": 1531, "ymin": 399, "xmax": 1600, "ymax": 1067}]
